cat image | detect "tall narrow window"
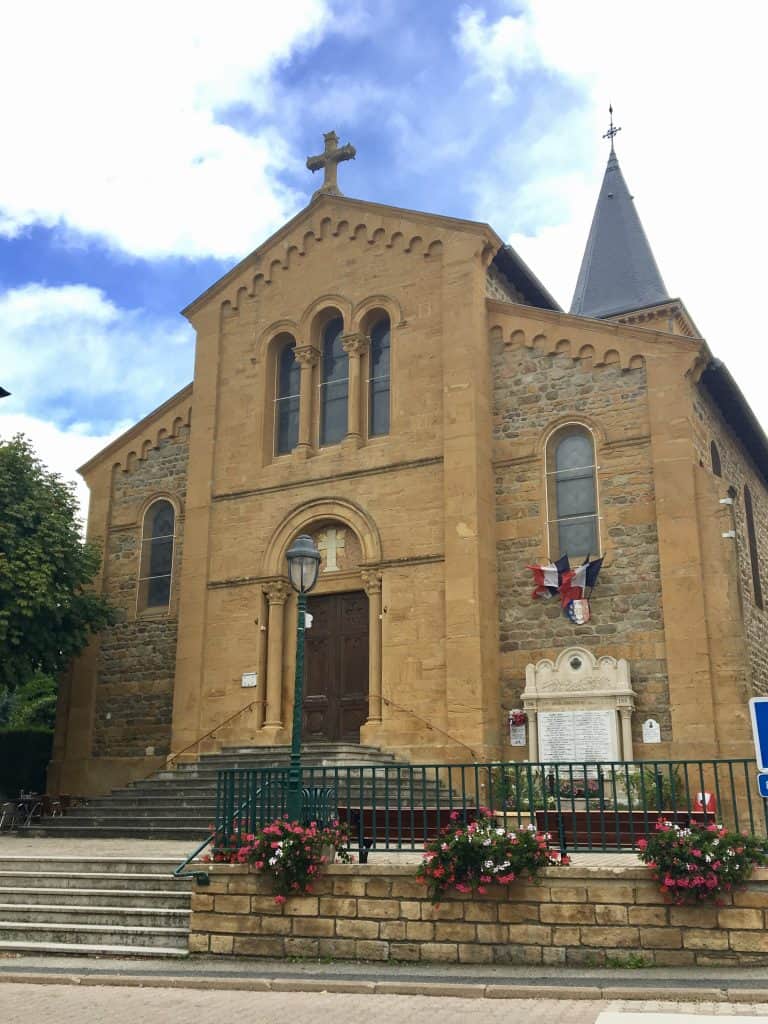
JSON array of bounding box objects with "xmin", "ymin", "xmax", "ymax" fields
[
  {"xmin": 368, "ymin": 317, "xmax": 391, "ymax": 437},
  {"xmin": 744, "ymin": 486, "xmax": 763, "ymax": 609},
  {"xmin": 275, "ymin": 340, "xmax": 300, "ymax": 454},
  {"xmin": 319, "ymin": 316, "xmax": 348, "ymax": 446},
  {"xmin": 139, "ymin": 500, "xmax": 175, "ymax": 610},
  {"xmin": 710, "ymin": 440, "xmax": 722, "ymax": 477},
  {"xmin": 547, "ymin": 427, "xmax": 599, "ymax": 559}
]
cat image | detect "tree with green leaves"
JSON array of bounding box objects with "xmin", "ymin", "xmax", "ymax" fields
[{"xmin": 0, "ymin": 435, "xmax": 114, "ymax": 692}]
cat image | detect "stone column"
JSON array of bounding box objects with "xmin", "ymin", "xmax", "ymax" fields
[
  {"xmin": 362, "ymin": 570, "xmax": 383, "ymax": 722},
  {"xmin": 341, "ymin": 332, "xmax": 368, "ymax": 448},
  {"xmin": 527, "ymin": 709, "xmax": 538, "ymax": 761},
  {"xmin": 619, "ymin": 708, "xmax": 634, "ymax": 761},
  {"xmin": 264, "ymin": 580, "xmax": 290, "ymax": 727},
  {"xmin": 294, "ymin": 345, "xmax": 319, "ymax": 458}
]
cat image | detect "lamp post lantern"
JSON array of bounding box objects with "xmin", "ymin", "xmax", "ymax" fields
[{"xmin": 285, "ymin": 533, "xmax": 321, "ymax": 821}]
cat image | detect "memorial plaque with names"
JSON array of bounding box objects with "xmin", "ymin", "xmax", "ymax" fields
[{"xmin": 537, "ymin": 709, "xmax": 618, "ymax": 763}]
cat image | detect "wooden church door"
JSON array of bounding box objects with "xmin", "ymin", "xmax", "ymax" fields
[{"xmin": 303, "ymin": 591, "xmax": 369, "ymax": 742}]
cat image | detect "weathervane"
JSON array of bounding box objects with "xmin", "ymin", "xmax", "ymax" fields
[{"xmin": 603, "ymin": 104, "xmax": 621, "ymax": 153}]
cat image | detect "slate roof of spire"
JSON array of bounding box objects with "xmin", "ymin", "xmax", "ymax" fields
[{"xmin": 570, "ymin": 147, "xmax": 669, "ymax": 319}]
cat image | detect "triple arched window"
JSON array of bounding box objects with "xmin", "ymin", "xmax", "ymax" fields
[
  {"xmin": 138, "ymin": 499, "xmax": 176, "ymax": 611},
  {"xmin": 546, "ymin": 425, "xmax": 599, "ymax": 560},
  {"xmin": 273, "ymin": 312, "xmax": 391, "ymax": 456}
]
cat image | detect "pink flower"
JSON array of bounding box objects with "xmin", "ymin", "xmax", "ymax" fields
[{"xmin": 274, "ymin": 894, "xmax": 286, "ymax": 905}]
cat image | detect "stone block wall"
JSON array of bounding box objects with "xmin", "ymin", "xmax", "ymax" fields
[
  {"xmin": 190, "ymin": 863, "xmax": 768, "ymax": 966},
  {"xmin": 491, "ymin": 342, "xmax": 668, "ymax": 748},
  {"xmin": 692, "ymin": 387, "xmax": 768, "ymax": 697},
  {"xmin": 91, "ymin": 428, "xmax": 189, "ymax": 758}
]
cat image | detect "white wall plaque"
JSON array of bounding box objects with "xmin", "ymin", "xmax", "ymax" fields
[
  {"xmin": 241, "ymin": 672, "xmax": 258, "ymax": 688},
  {"xmin": 509, "ymin": 725, "xmax": 526, "ymax": 747},
  {"xmin": 642, "ymin": 718, "xmax": 661, "ymax": 744},
  {"xmin": 537, "ymin": 709, "xmax": 619, "ymax": 763}
]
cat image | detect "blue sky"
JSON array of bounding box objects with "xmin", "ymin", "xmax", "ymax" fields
[{"xmin": 1, "ymin": 0, "xmax": 766, "ymax": 515}]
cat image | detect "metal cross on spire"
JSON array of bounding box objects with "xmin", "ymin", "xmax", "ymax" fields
[
  {"xmin": 306, "ymin": 131, "xmax": 356, "ymax": 200},
  {"xmin": 602, "ymin": 104, "xmax": 622, "ymax": 153}
]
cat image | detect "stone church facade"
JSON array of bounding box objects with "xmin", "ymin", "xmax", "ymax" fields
[{"xmin": 50, "ymin": 136, "xmax": 768, "ymax": 796}]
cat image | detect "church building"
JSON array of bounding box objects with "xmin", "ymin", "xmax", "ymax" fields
[{"xmin": 50, "ymin": 128, "xmax": 768, "ymax": 796}]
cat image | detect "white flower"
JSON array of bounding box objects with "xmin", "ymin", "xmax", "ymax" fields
[
  {"xmin": 484, "ymin": 859, "xmax": 494, "ymax": 869},
  {"xmin": 482, "ymin": 838, "xmax": 491, "ymax": 847},
  {"xmin": 496, "ymin": 828, "xmax": 505, "ymax": 836}
]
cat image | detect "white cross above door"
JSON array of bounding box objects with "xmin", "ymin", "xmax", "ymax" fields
[{"xmin": 317, "ymin": 527, "xmax": 346, "ymax": 573}]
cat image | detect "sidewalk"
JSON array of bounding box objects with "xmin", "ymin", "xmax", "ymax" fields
[
  {"xmin": 1, "ymin": 951, "xmax": 768, "ymax": 1003},
  {"xmin": 0, "ymin": 834, "xmax": 636, "ymax": 867}
]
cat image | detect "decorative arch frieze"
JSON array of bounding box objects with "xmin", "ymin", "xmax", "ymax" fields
[
  {"xmin": 487, "ymin": 322, "xmax": 648, "ymax": 374},
  {"xmin": 114, "ymin": 404, "xmax": 192, "ymax": 474},
  {"xmin": 217, "ymin": 218, "xmax": 444, "ymax": 317}
]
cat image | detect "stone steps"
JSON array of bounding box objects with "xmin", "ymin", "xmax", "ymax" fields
[
  {"xmin": 0, "ymin": 871, "xmax": 184, "ymax": 890},
  {"xmin": 0, "ymin": 903, "xmax": 190, "ymax": 928},
  {"xmin": 0, "ymin": 857, "xmax": 191, "ymax": 957},
  {"xmin": 20, "ymin": 744, "xmax": 449, "ymax": 841},
  {"xmin": 0, "ymin": 921, "xmax": 189, "ymax": 948},
  {"xmin": 0, "ymin": 886, "xmax": 190, "ymax": 907}
]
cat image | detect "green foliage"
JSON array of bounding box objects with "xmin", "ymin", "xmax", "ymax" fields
[
  {"xmin": 0, "ymin": 672, "xmax": 58, "ymax": 729},
  {"xmin": 416, "ymin": 808, "xmax": 569, "ymax": 904},
  {"xmin": 637, "ymin": 818, "xmax": 768, "ymax": 904},
  {"xmin": 0, "ymin": 434, "xmax": 114, "ymax": 691},
  {"xmin": 0, "ymin": 728, "xmax": 53, "ymax": 798},
  {"xmin": 628, "ymin": 766, "xmax": 684, "ymax": 810},
  {"xmin": 605, "ymin": 953, "xmax": 652, "ymax": 969},
  {"xmin": 492, "ymin": 766, "xmax": 554, "ymax": 811}
]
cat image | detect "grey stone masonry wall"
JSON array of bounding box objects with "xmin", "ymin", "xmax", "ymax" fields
[
  {"xmin": 486, "ymin": 264, "xmax": 524, "ymax": 304},
  {"xmin": 92, "ymin": 428, "xmax": 189, "ymax": 758},
  {"xmin": 692, "ymin": 388, "xmax": 768, "ymax": 697},
  {"xmin": 492, "ymin": 343, "xmax": 669, "ymax": 750}
]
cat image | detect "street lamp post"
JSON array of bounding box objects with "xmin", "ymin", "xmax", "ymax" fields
[{"xmin": 285, "ymin": 534, "xmax": 321, "ymax": 822}]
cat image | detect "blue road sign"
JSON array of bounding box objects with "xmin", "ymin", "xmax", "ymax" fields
[
  {"xmin": 758, "ymin": 774, "xmax": 768, "ymax": 799},
  {"xmin": 749, "ymin": 697, "xmax": 768, "ymax": 772}
]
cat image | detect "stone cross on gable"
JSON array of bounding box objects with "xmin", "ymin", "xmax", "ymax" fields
[
  {"xmin": 317, "ymin": 527, "xmax": 346, "ymax": 573},
  {"xmin": 306, "ymin": 131, "xmax": 356, "ymax": 199}
]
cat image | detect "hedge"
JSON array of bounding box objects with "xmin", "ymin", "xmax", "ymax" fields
[{"xmin": 0, "ymin": 728, "xmax": 53, "ymax": 798}]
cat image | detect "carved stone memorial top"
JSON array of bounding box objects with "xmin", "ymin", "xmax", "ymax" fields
[{"xmin": 521, "ymin": 647, "xmax": 636, "ymax": 762}]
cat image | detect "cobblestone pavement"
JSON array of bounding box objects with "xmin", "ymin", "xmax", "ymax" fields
[{"xmin": 4, "ymin": 985, "xmax": 768, "ymax": 1024}]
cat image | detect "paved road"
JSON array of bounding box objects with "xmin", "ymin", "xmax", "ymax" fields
[{"xmin": 3, "ymin": 985, "xmax": 768, "ymax": 1024}]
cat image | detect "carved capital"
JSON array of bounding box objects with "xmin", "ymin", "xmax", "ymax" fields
[
  {"xmin": 361, "ymin": 569, "xmax": 382, "ymax": 595},
  {"xmin": 294, "ymin": 345, "xmax": 319, "ymax": 369},
  {"xmin": 341, "ymin": 332, "xmax": 368, "ymax": 358},
  {"xmin": 263, "ymin": 578, "xmax": 291, "ymax": 605}
]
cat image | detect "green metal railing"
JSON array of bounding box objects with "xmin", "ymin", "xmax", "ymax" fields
[{"xmin": 213, "ymin": 758, "xmax": 768, "ymax": 856}]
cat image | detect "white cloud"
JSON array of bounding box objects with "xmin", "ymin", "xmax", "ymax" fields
[
  {"xmin": 0, "ymin": 412, "xmax": 130, "ymax": 521},
  {"xmin": 456, "ymin": 1, "xmax": 768, "ymax": 427},
  {"xmin": 0, "ymin": 1, "xmax": 332, "ymax": 259},
  {"xmin": 0, "ymin": 284, "xmax": 193, "ymax": 431}
]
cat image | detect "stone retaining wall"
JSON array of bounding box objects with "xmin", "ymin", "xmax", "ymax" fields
[{"xmin": 190, "ymin": 864, "xmax": 768, "ymax": 966}]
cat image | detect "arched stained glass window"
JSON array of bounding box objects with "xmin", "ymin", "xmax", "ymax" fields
[
  {"xmin": 547, "ymin": 427, "xmax": 599, "ymax": 559},
  {"xmin": 139, "ymin": 500, "xmax": 175, "ymax": 610},
  {"xmin": 744, "ymin": 485, "xmax": 763, "ymax": 609},
  {"xmin": 319, "ymin": 316, "xmax": 348, "ymax": 446},
  {"xmin": 275, "ymin": 340, "xmax": 300, "ymax": 454},
  {"xmin": 368, "ymin": 317, "xmax": 390, "ymax": 437},
  {"xmin": 710, "ymin": 440, "xmax": 722, "ymax": 477}
]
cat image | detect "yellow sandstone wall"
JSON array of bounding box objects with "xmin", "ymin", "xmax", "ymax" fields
[{"xmin": 191, "ymin": 863, "xmax": 768, "ymax": 967}]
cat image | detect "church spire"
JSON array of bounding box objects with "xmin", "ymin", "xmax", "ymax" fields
[{"xmin": 570, "ymin": 110, "xmax": 669, "ymax": 319}]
